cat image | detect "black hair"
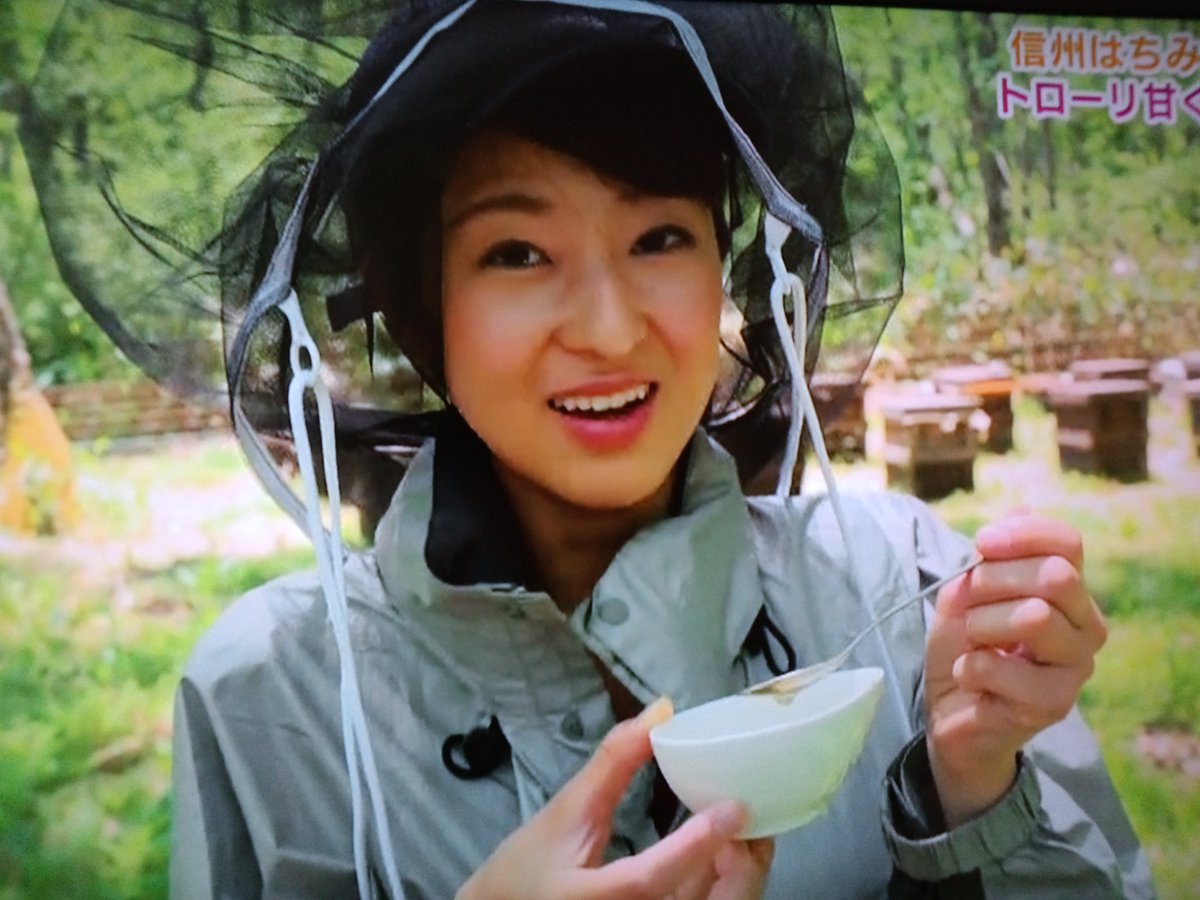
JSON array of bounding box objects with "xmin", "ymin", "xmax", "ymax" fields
[{"xmin": 343, "ymin": 46, "xmax": 734, "ymax": 396}]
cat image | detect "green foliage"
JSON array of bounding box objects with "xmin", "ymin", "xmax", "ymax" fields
[
  {"xmin": 1080, "ymin": 617, "xmax": 1200, "ymax": 897},
  {"xmin": 0, "ymin": 6, "xmax": 1195, "ymax": 386},
  {"xmin": 0, "ymin": 556, "xmax": 171, "ymax": 898},
  {"xmin": 0, "ymin": 141, "xmax": 134, "ymax": 384},
  {"xmin": 0, "ymin": 544, "xmax": 314, "ymax": 899},
  {"xmin": 833, "ymin": 8, "xmax": 1200, "ymax": 365},
  {"xmin": 1092, "ymin": 558, "xmax": 1200, "ymax": 618},
  {"xmin": 0, "ymin": 0, "xmax": 365, "ymax": 386},
  {"xmin": 1, "ymin": 431, "xmax": 316, "ymax": 899},
  {"xmin": 0, "ymin": 1, "xmax": 127, "ymax": 383},
  {"xmin": 1157, "ymin": 642, "xmax": 1200, "ymax": 731}
]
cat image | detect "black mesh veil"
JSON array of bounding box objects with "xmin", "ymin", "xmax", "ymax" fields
[{"xmin": 26, "ymin": 0, "xmax": 904, "ymax": 519}]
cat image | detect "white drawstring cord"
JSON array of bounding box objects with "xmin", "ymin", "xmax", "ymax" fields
[
  {"xmin": 279, "ymin": 292, "xmax": 405, "ymax": 900},
  {"xmin": 762, "ymin": 215, "xmax": 846, "ymax": 511},
  {"xmin": 225, "ymin": 4, "xmax": 493, "ymax": 896},
  {"xmin": 228, "ymin": 162, "xmax": 404, "ymax": 896},
  {"xmin": 762, "ymin": 215, "xmax": 913, "ymax": 740}
]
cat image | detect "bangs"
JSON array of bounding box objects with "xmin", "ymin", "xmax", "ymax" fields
[{"xmin": 484, "ymin": 48, "xmax": 732, "ymax": 223}]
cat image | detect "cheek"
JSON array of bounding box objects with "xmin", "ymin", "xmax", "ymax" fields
[
  {"xmin": 658, "ymin": 279, "xmax": 724, "ymax": 379},
  {"xmin": 441, "ymin": 284, "xmax": 500, "ymax": 402},
  {"xmin": 440, "ymin": 290, "xmax": 474, "ymax": 395},
  {"xmin": 442, "ymin": 286, "xmax": 543, "ymax": 403}
]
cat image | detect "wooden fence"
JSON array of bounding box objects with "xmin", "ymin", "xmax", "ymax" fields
[{"xmin": 42, "ymin": 380, "xmax": 226, "ymax": 441}]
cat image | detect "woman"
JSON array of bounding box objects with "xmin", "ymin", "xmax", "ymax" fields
[{"xmin": 163, "ymin": 2, "xmax": 1151, "ymax": 898}]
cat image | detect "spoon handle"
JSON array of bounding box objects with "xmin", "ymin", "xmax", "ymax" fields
[
  {"xmin": 841, "ymin": 554, "xmax": 984, "ymax": 658},
  {"xmin": 743, "ymin": 555, "xmax": 983, "ymax": 699}
]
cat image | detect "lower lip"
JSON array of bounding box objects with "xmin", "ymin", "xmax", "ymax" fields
[{"xmin": 553, "ymin": 393, "xmax": 656, "ymax": 452}]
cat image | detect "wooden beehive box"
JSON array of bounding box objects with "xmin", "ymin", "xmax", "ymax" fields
[
  {"xmin": 1017, "ymin": 371, "xmax": 1071, "ymax": 412},
  {"xmin": 1048, "ymin": 378, "xmax": 1149, "ymax": 482},
  {"xmin": 931, "ymin": 361, "xmax": 1015, "ymax": 454},
  {"xmin": 1185, "ymin": 379, "xmax": 1200, "ymax": 458},
  {"xmin": 1069, "ymin": 357, "xmax": 1151, "ymax": 382},
  {"xmin": 882, "ymin": 392, "xmax": 980, "ymax": 499},
  {"xmin": 1180, "ymin": 352, "xmax": 1200, "ymax": 381},
  {"xmin": 810, "ymin": 372, "xmax": 867, "ymax": 459}
]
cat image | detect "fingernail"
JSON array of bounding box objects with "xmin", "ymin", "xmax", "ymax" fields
[
  {"xmin": 637, "ymin": 697, "xmax": 673, "ymax": 728},
  {"xmin": 706, "ymin": 801, "xmax": 747, "ymax": 837},
  {"xmin": 952, "ymin": 655, "xmax": 966, "ymax": 680},
  {"xmin": 975, "ymin": 523, "xmax": 999, "ymax": 543},
  {"xmin": 975, "ymin": 524, "xmax": 1009, "ymax": 553}
]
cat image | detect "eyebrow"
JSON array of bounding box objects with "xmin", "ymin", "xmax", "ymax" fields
[{"xmin": 444, "ymin": 192, "xmax": 551, "ymax": 231}]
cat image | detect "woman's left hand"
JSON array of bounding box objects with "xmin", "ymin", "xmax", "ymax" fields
[
  {"xmin": 923, "ymin": 513, "xmax": 1108, "ymax": 828},
  {"xmin": 457, "ymin": 698, "xmax": 773, "ymax": 900}
]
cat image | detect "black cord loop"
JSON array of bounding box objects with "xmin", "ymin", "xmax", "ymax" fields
[
  {"xmin": 441, "ymin": 716, "xmax": 511, "ymax": 780},
  {"xmin": 745, "ymin": 606, "xmax": 797, "ymax": 676}
]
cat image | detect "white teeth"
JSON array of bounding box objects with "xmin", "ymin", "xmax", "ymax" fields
[{"xmin": 551, "ymin": 384, "xmax": 650, "ymax": 413}]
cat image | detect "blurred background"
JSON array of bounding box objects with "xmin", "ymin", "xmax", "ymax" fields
[{"xmin": 1, "ymin": 3, "xmax": 1198, "ymax": 898}]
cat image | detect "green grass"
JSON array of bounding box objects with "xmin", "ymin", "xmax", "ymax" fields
[
  {"xmin": 1082, "ymin": 616, "xmax": 1200, "ymax": 898},
  {"xmin": 0, "ymin": 434, "xmax": 316, "ymax": 899},
  {"xmin": 0, "ymin": 546, "xmax": 315, "ymax": 900}
]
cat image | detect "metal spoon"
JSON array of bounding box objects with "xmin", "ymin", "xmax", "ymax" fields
[{"xmin": 742, "ymin": 556, "xmax": 984, "ymax": 702}]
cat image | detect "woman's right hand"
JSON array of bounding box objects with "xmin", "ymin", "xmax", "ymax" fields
[{"xmin": 456, "ymin": 698, "xmax": 775, "ymax": 900}]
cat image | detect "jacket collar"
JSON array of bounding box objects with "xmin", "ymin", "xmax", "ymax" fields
[
  {"xmin": 373, "ymin": 419, "xmax": 764, "ymax": 800},
  {"xmin": 423, "ymin": 411, "xmax": 538, "ymax": 589}
]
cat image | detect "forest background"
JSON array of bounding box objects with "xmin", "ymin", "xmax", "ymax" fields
[
  {"xmin": 0, "ymin": 2, "xmax": 1198, "ymax": 899},
  {"xmin": 1, "ymin": 2, "xmax": 1198, "ymax": 385}
]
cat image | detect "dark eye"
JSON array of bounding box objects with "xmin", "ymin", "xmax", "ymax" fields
[
  {"xmin": 480, "ymin": 240, "xmax": 549, "ymax": 269},
  {"xmin": 632, "ymin": 225, "xmax": 696, "ymax": 256}
]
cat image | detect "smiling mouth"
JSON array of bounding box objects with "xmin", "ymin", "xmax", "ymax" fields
[{"xmin": 548, "ymin": 383, "xmax": 656, "ymax": 418}]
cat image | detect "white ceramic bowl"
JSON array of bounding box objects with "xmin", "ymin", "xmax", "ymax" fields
[{"xmin": 649, "ymin": 667, "xmax": 885, "ymax": 839}]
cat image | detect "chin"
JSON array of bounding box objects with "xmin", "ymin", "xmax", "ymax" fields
[
  {"xmin": 544, "ymin": 462, "xmax": 675, "ymax": 512},
  {"xmin": 488, "ymin": 431, "xmax": 690, "ymax": 515},
  {"xmin": 559, "ymin": 484, "xmax": 661, "ymax": 512}
]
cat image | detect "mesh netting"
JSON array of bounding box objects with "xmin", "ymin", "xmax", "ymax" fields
[{"xmin": 28, "ymin": 0, "xmax": 904, "ymax": 509}]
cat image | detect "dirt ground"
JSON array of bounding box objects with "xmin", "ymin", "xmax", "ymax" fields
[{"xmin": 0, "ymin": 434, "xmax": 310, "ymax": 600}]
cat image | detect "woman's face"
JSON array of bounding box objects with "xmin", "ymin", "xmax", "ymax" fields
[{"xmin": 441, "ymin": 132, "xmax": 725, "ymax": 511}]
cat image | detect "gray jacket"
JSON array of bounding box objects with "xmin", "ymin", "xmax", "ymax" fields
[{"xmin": 171, "ymin": 431, "xmax": 1154, "ymax": 898}]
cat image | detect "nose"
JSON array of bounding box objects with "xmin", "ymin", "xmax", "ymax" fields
[{"xmin": 555, "ymin": 261, "xmax": 647, "ymax": 358}]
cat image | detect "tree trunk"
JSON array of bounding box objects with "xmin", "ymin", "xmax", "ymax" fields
[
  {"xmin": 1040, "ymin": 119, "xmax": 1057, "ymax": 212},
  {"xmin": 953, "ymin": 12, "xmax": 1011, "ymax": 256},
  {"xmin": 883, "ymin": 10, "xmax": 925, "ymax": 162},
  {"xmin": 0, "ymin": 286, "xmax": 10, "ymax": 447},
  {"xmin": 0, "ymin": 277, "xmax": 78, "ymax": 535},
  {"xmin": 0, "ymin": 0, "xmax": 18, "ymax": 181},
  {"xmin": 0, "ymin": 0, "xmax": 21, "ymax": 449},
  {"xmin": 1016, "ymin": 128, "xmax": 1033, "ymax": 225},
  {"xmin": 0, "ymin": 278, "xmax": 32, "ymax": 453}
]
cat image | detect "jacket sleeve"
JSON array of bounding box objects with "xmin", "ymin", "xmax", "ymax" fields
[
  {"xmin": 170, "ymin": 677, "xmax": 264, "ymax": 900},
  {"xmin": 877, "ymin": 495, "xmax": 1156, "ymax": 898}
]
